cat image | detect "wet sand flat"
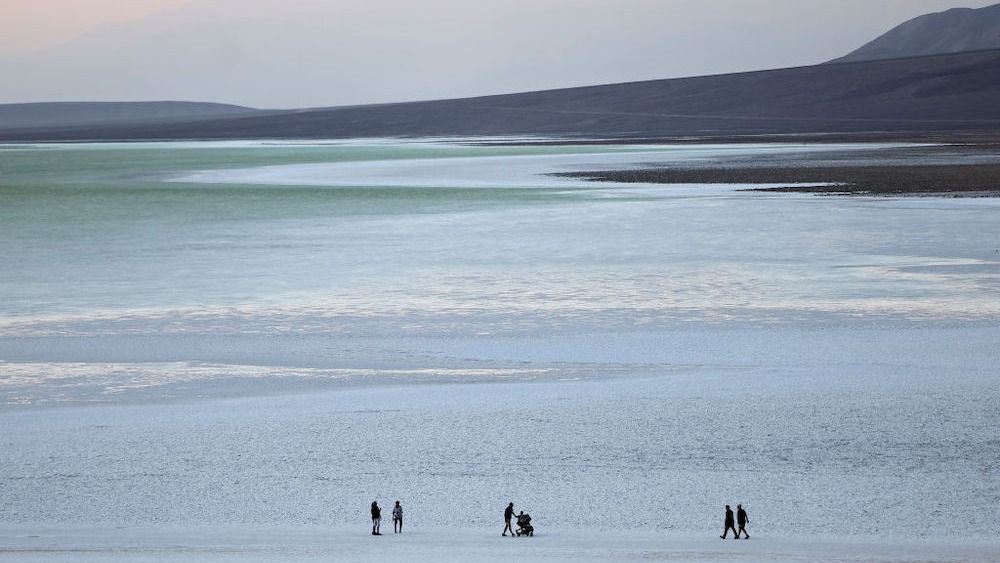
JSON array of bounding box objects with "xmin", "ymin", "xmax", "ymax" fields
[
  {"xmin": 1, "ymin": 525, "xmax": 998, "ymax": 563},
  {"xmin": 556, "ymin": 143, "xmax": 1000, "ymax": 196}
]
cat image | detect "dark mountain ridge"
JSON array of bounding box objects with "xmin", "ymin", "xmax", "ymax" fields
[
  {"xmin": 3, "ymin": 48, "xmax": 999, "ymax": 142},
  {"xmin": 833, "ymin": 3, "xmax": 1000, "ymax": 63},
  {"xmin": 0, "ymin": 101, "xmax": 261, "ymax": 130}
]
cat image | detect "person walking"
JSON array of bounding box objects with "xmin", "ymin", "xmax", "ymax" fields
[
  {"xmin": 392, "ymin": 500, "xmax": 404, "ymax": 533},
  {"xmin": 371, "ymin": 501, "xmax": 382, "ymax": 535},
  {"xmin": 720, "ymin": 505, "xmax": 737, "ymax": 539},
  {"xmin": 502, "ymin": 502, "xmax": 515, "ymax": 537},
  {"xmin": 736, "ymin": 504, "xmax": 750, "ymax": 539}
]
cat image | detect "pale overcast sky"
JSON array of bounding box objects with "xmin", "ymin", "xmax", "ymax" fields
[{"xmin": 0, "ymin": 0, "xmax": 996, "ymax": 108}]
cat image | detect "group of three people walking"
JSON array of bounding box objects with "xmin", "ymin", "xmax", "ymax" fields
[{"xmin": 370, "ymin": 500, "xmax": 404, "ymax": 535}]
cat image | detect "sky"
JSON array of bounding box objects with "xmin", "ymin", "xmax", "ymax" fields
[
  {"xmin": 0, "ymin": 0, "xmax": 997, "ymax": 108},
  {"xmin": 1, "ymin": 0, "xmax": 189, "ymax": 57}
]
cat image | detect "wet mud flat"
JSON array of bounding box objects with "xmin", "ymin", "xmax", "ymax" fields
[{"xmin": 556, "ymin": 143, "xmax": 1000, "ymax": 196}]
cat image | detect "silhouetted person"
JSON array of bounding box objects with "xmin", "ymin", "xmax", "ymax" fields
[
  {"xmin": 720, "ymin": 505, "xmax": 737, "ymax": 539},
  {"xmin": 736, "ymin": 504, "xmax": 749, "ymax": 539},
  {"xmin": 392, "ymin": 500, "xmax": 403, "ymax": 533},
  {"xmin": 502, "ymin": 502, "xmax": 515, "ymax": 537},
  {"xmin": 371, "ymin": 501, "xmax": 382, "ymax": 535}
]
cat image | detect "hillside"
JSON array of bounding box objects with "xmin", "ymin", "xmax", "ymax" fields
[
  {"xmin": 0, "ymin": 101, "xmax": 262, "ymax": 130},
  {"xmin": 833, "ymin": 3, "xmax": 1000, "ymax": 63},
  {"xmin": 2, "ymin": 49, "xmax": 999, "ymax": 142}
]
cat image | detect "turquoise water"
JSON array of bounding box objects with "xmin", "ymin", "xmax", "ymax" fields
[
  {"xmin": 2, "ymin": 139, "xmax": 1000, "ymax": 391},
  {"xmin": 3, "ymin": 141, "xmax": 999, "ymax": 333},
  {"xmin": 1, "ymin": 142, "xmax": 666, "ymax": 322}
]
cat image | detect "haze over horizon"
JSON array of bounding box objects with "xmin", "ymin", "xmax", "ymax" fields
[{"xmin": 2, "ymin": 0, "xmax": 998, "ymax": 108}]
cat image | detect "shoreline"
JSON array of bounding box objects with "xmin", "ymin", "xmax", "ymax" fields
[
  {"xmin": 3, "ymin": 130, "xmax": 1000, "ymax": 148},
  {"xmin": 478, "ymin": 131, "xmax": 1000, "ymax": 147},
  {"xmin": 552, "ymin": 143, "xmax": 1000, "ymax": 197},
  {"xmin": 557, "ymin": 163, "xmax": 1000, "ymax": 197}
]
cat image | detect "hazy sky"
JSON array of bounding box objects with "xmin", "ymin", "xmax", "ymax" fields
[
  {"xmin": 1, "ymin": 0, "xmax": 997, "ymax": 108},
  {"xmin": 1, "ymin": 0, "xmax": 190, "ymax": 56}
]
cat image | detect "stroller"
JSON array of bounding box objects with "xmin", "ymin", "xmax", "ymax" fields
[{"xmin": 515, "ymin": 512, "xmax": 534, "ymax": 537}]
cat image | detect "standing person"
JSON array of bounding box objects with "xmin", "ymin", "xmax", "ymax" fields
[
  {"xmin": 502, "ymin": 502, "xmax": 515, "ymax": 537},
  {"xmin": 720, "ymin": 505, "xmax": 737, "ymax": 539},
  {"xmin": 371, "ymin": 501, "xmax": 382, "ymax": 536},
  {"xmin": 736, "ymin": 504, "xmax": 750, "ymax": 539},
  {"xmin": 392, "ymin": 500, "xmax": 404, "ymax": 533}
]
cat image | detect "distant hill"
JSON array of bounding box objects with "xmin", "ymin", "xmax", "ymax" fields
[
  {"xmin": 2, "ymin": 48, "xmax": 999, "ymax": 142},
  {"xmin": 0, "ymin": 101, "xmax": 261, "ymax": 130},
  {"xmin": 833, "ymin": 3, "xmax": 1000, "ymax": 63}
]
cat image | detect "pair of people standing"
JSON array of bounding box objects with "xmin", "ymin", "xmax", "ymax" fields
[
  {"xmin": 370, "ymin": 500, "xmax": 404, "ymax": 535},
  {"xmin": 721, "ymin": 504, "xmax": 750, "ymax": 539}
]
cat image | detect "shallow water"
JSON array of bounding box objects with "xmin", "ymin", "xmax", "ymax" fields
[
  {"xmin": 3, "ymin": 141, "xmax": 998, "ymax": 331},
  {"xmin": 0, "ymin": 140, "xmax": 998, "ymax": 538},
  {"xmin": 2, "ymin": 140, "xmax": 999, "ymax": 388}
]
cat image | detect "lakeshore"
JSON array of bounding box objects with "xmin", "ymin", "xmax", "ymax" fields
[
  {"xmin": 554, "ymin": 142, "xmax": 1000, "ymax": 196},
  {"xmin": 2, "ymin": 525, "xmax": 998, "ymax": 563}
]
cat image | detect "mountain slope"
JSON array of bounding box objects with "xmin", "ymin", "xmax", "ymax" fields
[
  {"xmin": 0, "ymin": 0, "xmax": 906, "ymax": 111},
  {"xmin": 0, "ymin": 101, "xmax": 261, "ymax": 130},
  {"xmin": 3, "ymin": 49, "xmax": 999, "ymax": 142},
  {"xmin": 833, "ymin": 3, "xmax": 1000, "ymax": 63}
]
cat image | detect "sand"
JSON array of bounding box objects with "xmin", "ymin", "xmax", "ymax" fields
[
  {"xmin": 1, "ymin": 525, "xmax": 998, "ymax": 562},
  {"xmin": 554, "ymin": 143, "xmax": 1000, "ymax": 196}
]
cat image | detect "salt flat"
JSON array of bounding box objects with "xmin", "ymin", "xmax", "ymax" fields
[{"xmin": 2, "ymin": 357, "xmax": 997, "ymax": 536}]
